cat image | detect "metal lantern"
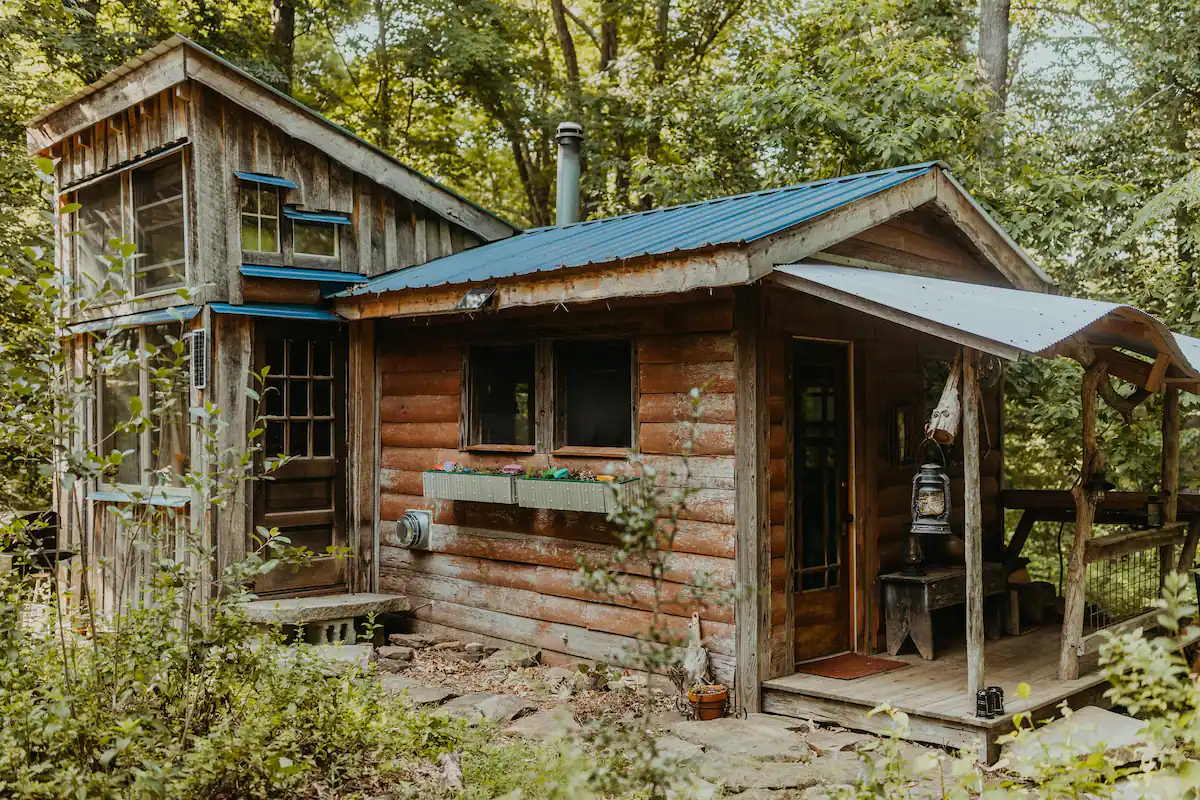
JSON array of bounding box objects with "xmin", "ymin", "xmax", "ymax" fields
[{"xmin": 911, "ymin": 462, "xmax": 953, "ymax": 536}]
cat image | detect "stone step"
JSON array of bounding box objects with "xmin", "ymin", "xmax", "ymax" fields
[{"xmin": 240, "ymin": 592, "xmax": 410, "ymax": 625}]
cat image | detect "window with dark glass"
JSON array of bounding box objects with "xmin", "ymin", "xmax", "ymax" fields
[
  {"xmin": 240, "ymin": 184, "xmax": 279, "ymax": 253},
  {"xmin": 263, "ymin": 337, "xmax": 336, "ymax": 459},
  {"xmin": 132, "ymin": 152, "xmax": 186, "ymax": 295},
  {"xmin": 469, "ymin": 345, "xmax": 535, "ymax": 447},
  {"xmin": 74, "ymin": 176, "xmax": 123, "ymax": 299},
  {"xmin": 557, "ymin": 340, "xmax": 632, "ymax": 449},
  {"xmin": 294, "ymin": 220, "xmax": 338, "ymax": 257}
]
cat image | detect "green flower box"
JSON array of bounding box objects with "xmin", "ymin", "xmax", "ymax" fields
[
  {"xmin": 516, "ymin": 477, "xmax": 639, "ymax": 514},
  {"xmin": 422, "ymin": 471, "xmax": 517, "ymax": 504}
]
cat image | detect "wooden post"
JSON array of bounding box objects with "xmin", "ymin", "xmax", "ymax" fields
[
  {"xmin": 733, "ymin": 285, "xmax": 770, "ymax": 712},
  {"xmin": 962, "ymin": 348, "xmax": 985, "ymax": 703},
  {"xmin": 1162, "ymin": 386, "xmax": 1181, "ymax": 583},
  {"xmin": 1059, "ymin": 363, "xmax": 1103, "ymax": 680}
]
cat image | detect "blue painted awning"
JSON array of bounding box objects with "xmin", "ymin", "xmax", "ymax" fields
[
  {"xmin": 240, "ymin": 264, "xmax": 368, "ymax": 285},
  {"xmin": 337, "ymin": 162, "xmax": 941, "ymax": 297},
  {"xmin": 67, "ymin": 305, "xmax": 200, "ymax": 335},
  {"xmin": 209, "ymin": 302, "xmax": 342, "ymax": 321},
  {"xmin": 234, "ymin": 171, "xmax": 299, "ymax": 189},
  {"xmin": 283, "ymin": 208, "xmax": 352, "ymax": 225},
  {"xmin": 88, "ymin": 490, "xmax": 190, "ymax": 508}
]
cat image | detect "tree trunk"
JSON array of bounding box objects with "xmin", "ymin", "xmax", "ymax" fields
[
  {"xmin": 641, "ymin": 0, "xmax": 670, "ymax": 210},
  {"xmin": 599, "ymin": 0, "xmax": 620, "ymax": 72},
  {"xmin": 374, "ymin": 0, "xmax": 393, "ymax": 151},
  {"xmin": 977, "ymin": 0, "xmax": 1010, "ymax": 155},
  {"xmin": 550, "ymin": 0, "xmax": 580, "ymax": 95},
  {"xmin": 270, "ymin": 0, "xmax": 297, "ymax": 94}
]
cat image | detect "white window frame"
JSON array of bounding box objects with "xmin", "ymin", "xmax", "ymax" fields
[
  {"xmin": 240, "ymin": 183, "xmax": 281, "ymax": 254},
  {"xmin": 130, "ymin": 149, "xmax": 190, "ymax": 298}
]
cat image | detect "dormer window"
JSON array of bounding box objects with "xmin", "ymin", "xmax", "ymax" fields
[
  {"xmin": 285, "ymin": 209, "xmax": 349, "ymax": 259},
  {"xmin": 240, "ymin": 183, "xmax": 280, "ymax": 253}
]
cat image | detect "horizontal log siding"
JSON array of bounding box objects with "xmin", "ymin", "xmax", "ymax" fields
[{"xmin": 377, "ymin": 296, "xmax": 740, "ymax": 685}]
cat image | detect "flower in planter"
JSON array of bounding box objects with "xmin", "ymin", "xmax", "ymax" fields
[{"xmin": 500, "ymin": 464, "xmax": 524, "ymax": 475}]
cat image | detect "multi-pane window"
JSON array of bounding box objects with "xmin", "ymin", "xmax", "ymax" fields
[
  {"xmin": 557, "ymin": 340, "xmax": 633, "ymax": 448},
  {"xmin": 468, "ymin": 345, "xmax": 536, "ymax": 448},
  {"xmin": 240, "ymin": 184, "xmax": 280, "ymax": 252},
  {"xmin": 293, "ymin": 220, "xmax": 339, "ymax": 258},
  {"xmin": 263, "ymin": 337, "xmax": 336, "ymax": 459},
  {"xmin": 74, "ymin": 177, "xmax": 123, "ymax": 299},
  {"xmin": 97, "ymin": 324, "xmax": 191, "ymax": 487},
  {"xmin": 132, "ymin": 152, "xmax": 186, "ymax": 295}
]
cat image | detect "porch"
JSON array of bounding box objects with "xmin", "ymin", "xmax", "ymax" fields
[{"xmin": 762, "ymin": 627, "xmax": 1109, "ymax": 762}]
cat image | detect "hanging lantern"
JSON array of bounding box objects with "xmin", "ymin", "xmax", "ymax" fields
[{"xmin": 911, "ymin": 463, "xmax": 953, "ymax": 536}]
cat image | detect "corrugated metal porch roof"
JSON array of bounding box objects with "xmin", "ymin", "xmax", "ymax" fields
[
  {"xmin": 773, "ymin": 264, "xmax": 1200, "ymax": 383},
  {"xmin": 339, "ymin": 163, "xmax": 940, "ymax": 297}
]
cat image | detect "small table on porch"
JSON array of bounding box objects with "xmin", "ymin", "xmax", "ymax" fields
[{"xmin": 881, "ymin": 563, "xmax": 1006, "ymax": 661}]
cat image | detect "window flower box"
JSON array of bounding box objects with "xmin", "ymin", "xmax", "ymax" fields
[
  {"xmin": 422, "ymin": 470, "xmax": 517, "ymax": 505},
  {"xmin": 516, "ymin": 476, "xmax": 640, "ymax": 514}
]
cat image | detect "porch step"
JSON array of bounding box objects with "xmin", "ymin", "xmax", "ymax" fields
[{"xmin": 240, "ymin": 592, "xmax": 410, "ymax": 625}]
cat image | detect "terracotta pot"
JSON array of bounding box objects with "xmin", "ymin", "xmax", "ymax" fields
[{"xmin": 687, "ymin": 684, "xmax": 728, "ymax": 721}]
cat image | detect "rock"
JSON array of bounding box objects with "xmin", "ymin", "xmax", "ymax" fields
[
  {"xmin": 696, "ymin": 754, "xmax": 820, "ymax": 791},
  {"xmin": 388, "ymin": 633, "xmax": 445, "ymax": 648},
  {"xmin": 377, "ymin": 645, "xmax": 414, "ymax": 661},
  {"xmin": 376, "ymin": 659, "xmax": 412, "ymax": 674},
  {"xmin": 745, "ymin": 713, "xmax": 811, "ymax": 732},
  {"xmin": 484, "ymin": 645, "xmax": 541, "ymax": 668},
  {"xmin": 669, "ymin": 777, "xmax": 719, "ymax": 800},
  {"xmin": 439, "ymin": 692, "xmax": 538, "ymax": 725},
  {"xmin": 669, "ymin": 718, "xmax": 812, "ymax": 761},
  {"xmin": 504, "ymin": 706, "xmax": 581, "ymax": 741},
  {"xmin": 299, "ymin": 643, "xmax": 373, "ymax": 674},
  {"xmin": 627, "ymin": 709, "xmax": 687, "ymax": 731},
  {"xmin": 378, "ymin": 675, "xmax": 457, "ymax": 706},
  {"xmin": 1001, "ymin": 706, "xmax": 1147, "ymax": 777},
  {"xmin": 805, "ymin": 729, "xmax": 874, "ymax": 755},
  {"xmin": 654, "ymin": 734, "xmax": 705, "ymax": 762},
  {"xmin": 465, "ymin": 642, "xmax": 484, "ymax": 654},
  {"xmin": 430, "ymin": 640, "xmax": 464, "ymax": 651}
]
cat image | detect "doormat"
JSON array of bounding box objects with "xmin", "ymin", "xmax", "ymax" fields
[{"xmin": 794, "ymin": 653, "xmax": 906, "ymax": 680}]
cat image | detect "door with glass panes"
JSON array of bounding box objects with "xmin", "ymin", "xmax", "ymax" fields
[
  {"xmin": 253, "ymin": 322, "xmax": 348, "ymax": 595},
  {"xmin": 792, "ymin": 339, "xmax": 852, "ymax": 663}
]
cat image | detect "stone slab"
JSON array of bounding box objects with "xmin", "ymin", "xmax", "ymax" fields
[
  {"xmin": 670, "ymin": 718, "xmax": 812, "ymax": 761},
  {"xmin": 504, "ymin": 706, "xmax": 581, "ymax": 741},
  {"xmin": 240, "ymin": 593, "xmax": 409, "ymax": 624},
  {"xmin": 696, "ymin": 754, "xmax": 820, "ymax": 791},
  {"xmin": 439, "ymin": 692, "xmax": 537, "ymax": 725},
  {"xmin": 1002, "ymin": 705, "xmax": 1147, "ymax": 776},
  {"xmin": 378, "ymin": 674, "xmax": 457, "ymax": 706},
  {"xmin": 297, "ymin": 643, "xmax": 374, "ymax": 673}
]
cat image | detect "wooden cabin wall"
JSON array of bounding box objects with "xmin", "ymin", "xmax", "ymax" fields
[
  {"xmin": 190, "ymin": 84, "xmax": 485, "ymax": 305},
  {"xmin": 374, "ymin": 294, "xmax": 749, "ymax": 685},
  {"xmin": 52, "ymin": 88, "xmax": 190, "ymax": 189},
  {"xmin": 765, "ymin": 288, "xmax": 1004, "ymax": 661}
]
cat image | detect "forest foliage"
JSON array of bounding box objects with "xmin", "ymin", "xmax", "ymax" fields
[{"xmin": 4, "ymin": 1, "xmax": 1200, "ymax": 513}]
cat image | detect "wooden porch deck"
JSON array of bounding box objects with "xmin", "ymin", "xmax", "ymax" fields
[{"xmin": 762, "ymin": 627, "xmax": 1111, "ymax": 762}]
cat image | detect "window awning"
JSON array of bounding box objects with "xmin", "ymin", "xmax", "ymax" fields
[
  {"xmin": 283, "ymin": 208, "xmax": 352, "ymax": 225},
  {"xmin": 88, "ymin": 490, "xmax": 190, "ymax": 508},
  {"xmin": 209, "ymin": 302, "xmax": 342, "ymax": 321},
  {"xmin": 771, "ymin": 264, "xmax": 1200, "ymax": 383},
  {"xmin": 239, "ymin": 264, "xmax": 367, "ymax": 286},
  {"xmin": 66, "ymin": 305, "xmax": 200, "ymax": 335},
  {"xmin": 234, "ymin": 171, "xmax": 299, "ymax": 189}
]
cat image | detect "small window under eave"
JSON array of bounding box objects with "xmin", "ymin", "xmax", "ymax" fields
[{"xmin": 234, "ymin": 171, "xmax": 299, "ymax": 190}]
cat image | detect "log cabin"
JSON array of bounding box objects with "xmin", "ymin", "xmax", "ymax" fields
[{"xmin": 28, "ymin": 35, "xmax": 1200, "ymax": 762}]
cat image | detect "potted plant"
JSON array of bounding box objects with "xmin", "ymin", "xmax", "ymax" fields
[
  {"xmin": 422, "ymin": 461, "xmax": 523, "ymax": 505},
  {"xmin": 515, "ymin": 467, "xmax": 639, "ymax": 513},
  {"xmin": 687, "ymin": 683, "xmax": 729, "ymax": 721}
]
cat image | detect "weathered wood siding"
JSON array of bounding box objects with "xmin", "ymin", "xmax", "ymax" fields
[
  {"xmin": 376, "ymin": 294, "xmax": 749, "ymax": 684},
  {"xmin": 765, "ymin": 288, "xmax": 1005, "ymax": 666}
]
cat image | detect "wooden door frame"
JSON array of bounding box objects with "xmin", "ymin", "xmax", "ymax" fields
[{"xmin": 786, "ymin": 335, "xmax": 860, "ymax": 665}]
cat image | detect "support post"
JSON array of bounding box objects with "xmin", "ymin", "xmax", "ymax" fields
[
  {"xmin": 1162, "ymin": 386, "xmax": 1181, "ymax": 583},
  {"xmin": 1059, "ymin": 363, "xmax": 1103, "ymax": 680},
  {"xmin": 734, "ymin": 284, "xmax": 770, "ymax": 712},
  {"xmin": 962, "ymin": 348, "xmax": 985, "ymax": 703}
]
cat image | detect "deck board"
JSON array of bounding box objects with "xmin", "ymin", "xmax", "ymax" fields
[{"xmin": 763, "ymin": 626, "xmax": 1112, "ymax": 760}]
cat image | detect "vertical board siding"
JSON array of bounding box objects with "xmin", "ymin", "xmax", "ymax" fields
[{"xmin": 376, "ymin": 298, "xmax": 739, "ymax": 684}]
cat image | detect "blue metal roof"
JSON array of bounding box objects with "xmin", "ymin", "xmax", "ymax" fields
[
  {"xmin": 240, "ymin": 264, "xmax": 367, "ymax": 285},
  {"xmin": 209, "ymin": 303, "xmax": 342, "ymax": 321},
  {"xmin": 339, "ymin": 162, "xmax": 939, "ymax": 297},
  {"xmin": 284, "ymin": 208, "xmax": 351, "ymax": 225},
  {"xmin": 234, "ymin": 171, "xmax": 299, "ymax": 189},
  {"xmin": 67, "ymin": 305, "xmax": 200, "ymax": 334}
]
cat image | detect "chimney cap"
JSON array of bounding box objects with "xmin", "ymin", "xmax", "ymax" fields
[{"xmin": 556, "ymin": 121, "xmax": 584, "ymax": 143}]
